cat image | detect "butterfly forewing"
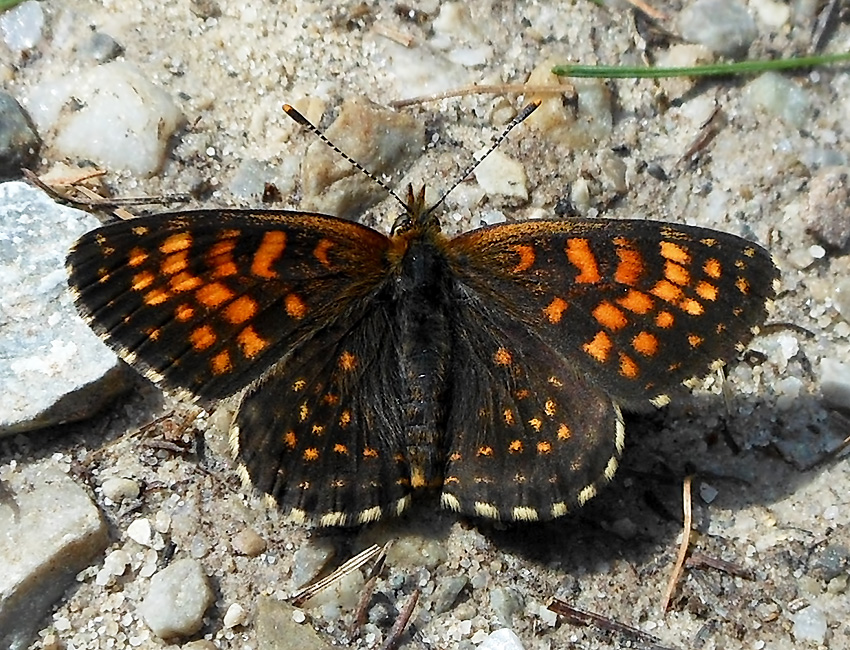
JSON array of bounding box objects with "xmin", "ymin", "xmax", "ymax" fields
[
  {"xmin": 67, "ymin": 210, "xmax": 391, "ymax": 402},
  {"xmin": 447, "ymin": 219, "xmax": 778, "ymax": 405}
]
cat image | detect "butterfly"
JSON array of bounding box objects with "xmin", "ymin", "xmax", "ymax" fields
[{"xmin": 67, "ymin": 110, "xmax": 778, "ymax": 527}]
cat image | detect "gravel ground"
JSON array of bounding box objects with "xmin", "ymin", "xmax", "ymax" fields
[{"xmin": 2, "ymin": 1, "xmax": 850, "ymax": 649}]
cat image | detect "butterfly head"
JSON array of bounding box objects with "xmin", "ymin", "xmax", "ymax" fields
[{"xmin": 390, "ymin": 184, "xmax": 440, "ymax": 236}]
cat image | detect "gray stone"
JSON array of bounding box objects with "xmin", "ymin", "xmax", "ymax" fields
[
  {"xmin": 432, "ymin": 574, "xmax": 468, "ymax": 614},
  {"xmin": 679, "ymin": 0, "xmax": 757, "ymax": 57},
  {"xmin": 138, "ymin": 558, "xmax": 214, "ymax": 638},
  {"xmin": 256, "ymin": 596, "xmax": 331, "ymax": 650},
  {"xmin": 0, "ymin": 92, "xmax": 40, "ymax": 180},
  {"xmin": 0, "ymin": 459, "xmax": 108, "ymax": 650},
  {"xmin": 0, "ymin": 182, "xmax": 134, "ymax": 435}
]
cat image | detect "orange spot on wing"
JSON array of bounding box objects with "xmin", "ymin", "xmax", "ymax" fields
[
  {"xmin": 208, "ymin": 238, "xmax": 238, "ymax": 278},
  {"xmin": 503, "ymin": 409, "xmax": 515, "ymax": 426},
  {"xmin": 196, "ymin": 282, "xmax": 234, "ymax": 307},
  {"xmin": 617, "ymin": 289, "xmax": 653, "ymax": 314},
  {"xmin": 224, "ymin": 295, "xmax": 258, "ymax": 324},
  {"xmin": 211, "ymin": 349, "xmax": 232, "ymax": 375},
  {"xmin": 162, "ymin": 251, "xmax": 189, "ymax": 275},
  {"xmin": 189, "ymin": 325, "xmax": 216, "ymax": 350},
  {"xmin": 285, "ymin": 293, "xmax": 307, "ymax": 319},
  {"xmin": 477, "ymin": 446, "xmax": 494, "ymax": 456},
  {"xmin": 681, "ymin": 298, "xmax": 704, "ymax": 315},
  {"xmin": 566, "ymin": 238, "xmax": 601, "ymax": 283},
  {"xmin": 511, "ymin": 244, "xmax": 536, "ymax": 272},
  {"xmin": 237, "ymin": 325, "xmax": 268, "ymax": 358},
  {"xmin": 333, "ymin": 443, "xmax": 349, "ymax": 455},
  {"xmin": 170, "ymin": 271, "xmax": 202, "ymax": 292},
  {"xmin": 557, "ymin": 424, "xmax": 571, "ymax": 440},
  {"xmin": 592, "ymin": 301, "xmax": 628, "ymax": 331},
  {"xmin": 614, "ymin": 243, "xmax": 644, "ymax": 286},
  {"xmin": 493, "ymin": 348, "xmax": 512, "ymax": 365},
  {"xmin": 304, "ymin": 448, "xmax": 319, "ymax": 461},
  {"xmin": 660, "ymin": 240, "xmax": 690, "ymax": 264},
  {"xmin": 619, "ymin": 352, "xmax": 639, "ymax": 379},
  {"xmin": 363, "ymin": 447, "xmax": 378, "ymax": 458},
  {"xmin": 736, "ymin": 277, "xmax": 750, "ymax": 294},
  {"xmin": 284, "ymin": 431, "xmax": 296, "ymax": 449},
  {"xmin": 583, "ymin": 331, "xmax": 612, "ymax": 362},
  {"xmin": 537, "ymin": 441, "xmax": 553, "ymax": 453},
  {"xmin": 313, "ymin": 238, "xmax": 334, "ymax": 268},
  {"xmin": 632, "ymin": 331, "xmax": 659, "ymax": 357},
  {"xmin": 174, "ymin": 304, "xmax": 195, "ymax": 322},
  {"xmin": 339, "ymin": 351, "xmax": 357, "ymax": 371},
  {"xmin": 664, "ymin": 260, "xmax": 690, "ymax": 286},
  {"xmin": 160, "ymin": 233, "xmax": 193, "ymax": 255},
  {"xmin": 543, "ymin": 297, "xmax": 568, "ymax": 323},
  {"xmin": 340, "ymin": 410, "xmax": 352, "ymax": 427},
  {"xmin": 132, "ymin": 271, "xmax": 155, "ymax": 292},
  {"xmin": 144, "ymin": 288, "xmax": 170, "ymax": 305},
  {"xmin": 696, "ymin": 281, "xmax": 718, "ymax": 301},
  {"xmin": 704, "ymin": 258, "xmax": 722, "ymax": 278},
  {"xmin": 688, "ymin": 334, "xmax": 704, "ymax": 348},
  {"xmin": 655, "ymin": 310, "xmax": 674, "ymax": 328},
  {"xmin": 251, "ymin": 231, "xmax": 286, "ymax": 278},
  {"xmin": 128, "ymin": 247, "xmax": 148, "ymax": 267},
  {"xmin": 650, "ymin": 279, "xmax": 683, "ymax": 304},
  {"xmin": 509, "ymin": 440, "xmax": 523, "ymax": 453}
]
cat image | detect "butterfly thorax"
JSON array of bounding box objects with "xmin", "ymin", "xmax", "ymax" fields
[{"xmin": 390, "ymin": 222, "xmax": 453, "ymax": 490}]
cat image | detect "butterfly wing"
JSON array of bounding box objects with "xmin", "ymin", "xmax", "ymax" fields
[
  {"xmin": 67, "ymin": 209, "xmax": 391, "ymax": 402},
  {"xmin": 447, "ymin": 219, "xmax": 778, "ymax": 406},
  {"xmin": 439, "ymin": 218, "xmax": 776, "ymax": 520},
  {"xmin": 442, "ymin": 292, "xmax": 623, "ymax": 521},
  {"xmin": 232, "ymin": 296, "xmax": 420, "ymax": 526}
]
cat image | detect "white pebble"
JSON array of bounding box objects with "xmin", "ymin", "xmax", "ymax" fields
[{"xmin": 223, "ymin": 603, "xmax": 247, "ymax": 628}]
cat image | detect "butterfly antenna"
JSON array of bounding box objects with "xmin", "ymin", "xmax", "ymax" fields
[
  {"xmin": 423, "ymin": 99, "xmax": 540, "ymax": 219},
  {"xmin": 282, "ymin": 104, "xmax": 411, "ymax": 214}
]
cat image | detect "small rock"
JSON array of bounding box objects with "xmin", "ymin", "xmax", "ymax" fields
[
  {"xmin": 819, "ymin": 359, "xmax": 850, "ymax": 412},
  {"xmin": 139, "ymin": 558, "xmax": 213, "ymax": 639},
  {"xmin": 300, "ymin": 97, "xmax": 425, "ymax": 220},
  {"xmin": 473, "ymin": 150, "xmax": 528, "ymax": 200},
  {"xmin": 805, "ymin": 167, "xmax": 850, "ymax": 249},
  {"xmin": 23, "ymin": 61, "xmax": 182, "ymax": 176},
  {"xmin": 489, "ymin": 587, "xmax": 523, "ymax": 626},
  {"xmin": 791, "ymin": 605, "xmax": 827, "ymax": 644},
  {"xmin": 291, "ymin": 538, "xmax": 336, "ymax": 588},
  {"xmin": 478, "ymin": 628, "xmax": 525, "ymax": 650},
  {"xmin": 85, "ymin": 32, "xmax": 124, "ymax": 63},
  {"xmin": 256, "ymin": 596, "xmax": 332, "ymax": 650},
  {"xmin": 101, "ymin": 477, "xmax": 141, "ymax": 502},
  {"xmin": 808, "ymin": 543, "xmax": 849, "ymax": 582},
  {"xmin": 678, "ymin": 0, "xmax": 757, "ymax": 57},
  {"xmin": 232, "ymin": 527, "xmax": 267, "ymax": 556},
  {"xmin": 432, "ymin": 575, "xmax": 468, "ymax": 614},
  {"xmin": 0, "ymin": 0, "xmax": 45, "ymax": 55},
  {"xmin": 223, "ymin": 602, "xmax": 248, "ymax": 628},
  {"xmin": 181, "ymin": 641, "xmax": 217, "ymax": 650},
  {"xmin": 745, "ymin": 72, "xmax": 811, "ymax": 128},
  {"xmin": 0, "ymin": 92, "xmax": 40, "ymax": 180},
  {"xmin": 0, "ymin": 460, "xmax": 108, "ymax": 650}
]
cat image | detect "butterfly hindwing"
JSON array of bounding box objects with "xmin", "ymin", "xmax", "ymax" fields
[{"xmin": 442, "ymin": 288, "xmax": 624, "ymax": 521}]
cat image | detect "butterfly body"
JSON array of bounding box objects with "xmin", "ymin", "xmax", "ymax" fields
[{"xmin": 68, "ymin": 186, "xmax": 778, "ymax": 526}]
